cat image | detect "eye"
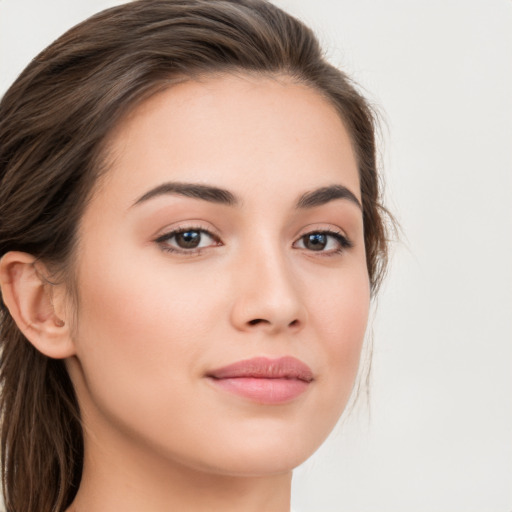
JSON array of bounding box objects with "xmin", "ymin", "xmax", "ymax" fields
[
  {"xmin": 155, "ymin": 227, "xmax": 221, "ymax": 254},
  {"xmin": 294, "ymin": 230, "xmax": 352, "ymax": 255}
]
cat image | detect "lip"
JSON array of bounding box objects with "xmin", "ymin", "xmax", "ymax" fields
[{"xmin": 206, "ymin": 356, "xmax": 314, "ymax": 404}]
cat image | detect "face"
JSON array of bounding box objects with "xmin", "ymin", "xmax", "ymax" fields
[{"xmin": 66, "ymin": 74, "xmax": 370, "ymax": 476}]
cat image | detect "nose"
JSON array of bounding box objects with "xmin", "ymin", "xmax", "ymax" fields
[{"xmin": 229, "ymin": 244, "xmax": 307, "ymax": 335}]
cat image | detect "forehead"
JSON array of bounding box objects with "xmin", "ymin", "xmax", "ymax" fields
[{"xmin": 98, "ymin": 74, "xmax": 360, "ymax": 208}]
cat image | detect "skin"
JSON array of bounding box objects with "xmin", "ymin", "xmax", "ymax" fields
[{"xmin": 1, "ymin": 74, "xmax": 370, "ymax": 511}]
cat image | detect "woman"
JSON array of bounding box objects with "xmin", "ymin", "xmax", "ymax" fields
[{"xmin": 0, "ymin": 0, "xmax": 390, "ymax": 510}]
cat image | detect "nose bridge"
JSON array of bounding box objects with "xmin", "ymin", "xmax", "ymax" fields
[{"xmin": 230, "ymin": 233, "xmax": 306, "ymax": 333}]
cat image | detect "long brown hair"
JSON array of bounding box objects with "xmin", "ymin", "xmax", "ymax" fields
[{"xmin": 0, "ymin": 1, "xmax": 391, "ymax": 510}]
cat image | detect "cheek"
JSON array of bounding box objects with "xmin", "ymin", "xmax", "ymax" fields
[
  {"xmin": 69, "ymin": 252, "xmax": 218, "ymax": 420},
  {"xmin": 311, "ymin": 261, "xmax": 369, "ymax": 346},
  {"xmin": 73, "ymin": 257, "xmax": 221, "ymax": 377},
  {"xmin": 322, "ymin": 283, "xmax": 369, "ymax": 359},
  {"xmin": 308, "ymin": 265, "xmax": 370, "ymax": 412}
]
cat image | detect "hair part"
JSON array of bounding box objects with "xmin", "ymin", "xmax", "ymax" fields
[{"xmin": 0, "ymin": 1, "xmax": 392, "ymax": 510}]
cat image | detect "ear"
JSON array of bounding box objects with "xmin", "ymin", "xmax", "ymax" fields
[{"xmin": 0, "ymin": 251, "xmax": 76, "ymax": 359}]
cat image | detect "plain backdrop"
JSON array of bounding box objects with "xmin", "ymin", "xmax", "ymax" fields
[{"xmin": 1, "ymin": 1, "xmax": 511, "ymax": 511}]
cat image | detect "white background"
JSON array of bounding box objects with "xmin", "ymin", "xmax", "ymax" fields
[{"xmin": 1, "ymin": 1, "xmax": 511, "ymax": 511}]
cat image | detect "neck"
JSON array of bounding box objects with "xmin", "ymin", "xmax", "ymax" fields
[{"xmin": 66, "ymin": 415, "xmax": 292, "ymax": 512}]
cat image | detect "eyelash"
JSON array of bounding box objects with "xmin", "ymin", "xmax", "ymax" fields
[{"xmin": 155, "ymin": 226, "xmax": 353, "ymax": 256}]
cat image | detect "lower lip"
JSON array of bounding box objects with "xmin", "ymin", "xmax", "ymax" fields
[{"xmin": 208, "ymin": 377, "xmax": 310, "ymax": 404}]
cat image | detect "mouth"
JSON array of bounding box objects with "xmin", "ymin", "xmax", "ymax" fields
[{"xmin": 206, "ymin": 356, "xmax": 314, "ymax": 404}]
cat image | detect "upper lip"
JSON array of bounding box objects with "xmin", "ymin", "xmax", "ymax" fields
[{"xmin": 206, "ymin": 356, "xmax": 314, "ymax": 382}]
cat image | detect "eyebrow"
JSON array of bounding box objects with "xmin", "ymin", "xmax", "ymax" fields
[
  {"xmin": 296, "ymin": 185, "xmax": 362, "ymax": 210},
  {"xmin": 132, "ymin": 182, "xmax": 361, "ymax": 210},
  {"xmin": 133, "ymin": 182, "xmax": 238, "ymax": 207}
]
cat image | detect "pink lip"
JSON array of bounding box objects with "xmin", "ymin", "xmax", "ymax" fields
[{"xmin": 206, "ymin": 356, "xmax": 314, "ymax": 404}]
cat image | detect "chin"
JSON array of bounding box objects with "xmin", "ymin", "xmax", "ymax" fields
[
  {"xmin": 200, "ymin": 448, "xmax": 312, "ymax": 477},
  {"xmin": 182, "ymin": 417, "xmax": 335, "ymax": 477}
]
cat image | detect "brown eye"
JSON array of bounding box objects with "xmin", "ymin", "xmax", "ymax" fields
[
  {"xmin": 294, "ymin": 230, "xmax": 352, "ymax": 255},
  {"xmin": 175, "ymin": 230, "xmax": 201, "ymax": 248},
  {"xmin": 302, "ymin": 233, "xmax": 328, "ymax": 251},
  {"xmin": 156, "ymin": 228, "xmax": 220, "ymax": 254}
]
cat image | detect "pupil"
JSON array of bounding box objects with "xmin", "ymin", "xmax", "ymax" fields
[
  {"xmin": 305, "ymin": 233, "xmax": 327, "ymax": 251},
  {"xmin": 176, "ymin": 231, "xmax": 200, "ymax": 248}
]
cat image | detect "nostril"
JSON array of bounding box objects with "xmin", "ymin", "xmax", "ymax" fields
[
  {"xmin": 248, "ymin": 318, "xmax": 265, "ymax": 326},
  {"xmin": 247, "ymin": 318, "xmax": 300, "ymax": 328}
]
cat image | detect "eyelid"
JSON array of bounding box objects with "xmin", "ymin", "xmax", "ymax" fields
[
  {"xmin": 153, "ymin": 219, "xmax": 220, "ymax": 240},
  {"xmin": 294, "ymin": 223, "xmax": 351, "ymax": 242}
]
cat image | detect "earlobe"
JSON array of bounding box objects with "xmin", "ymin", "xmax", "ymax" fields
[{"xmin": 0, "ymin": 251, "xmax": 76, "ymax": 359}]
